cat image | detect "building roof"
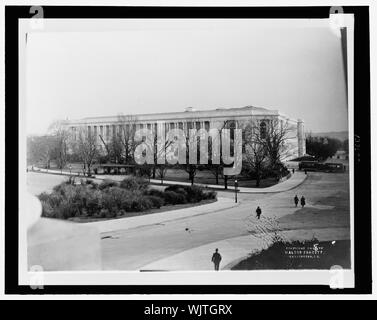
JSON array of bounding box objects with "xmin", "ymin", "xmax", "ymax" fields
[{"xmin": 66, "ymin": 105, "xmax": 295, "ymax": 126}]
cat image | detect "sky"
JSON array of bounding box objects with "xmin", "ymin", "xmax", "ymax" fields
[{"xmin": 25, "ymin": 19, "xmax": 348, "ymax": 135}]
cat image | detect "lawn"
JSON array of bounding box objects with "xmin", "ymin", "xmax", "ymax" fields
[
  {"xmin": 35, "ymin": 161, "xmax": 280, "ymax": 188},
  {"xmin": 232, "ymin": 239, "xmax": 351, "ymax": 270}
]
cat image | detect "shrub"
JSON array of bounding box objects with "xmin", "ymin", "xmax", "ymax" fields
[
  {"xmin": 118, "ymin": 209, "xmax": 127, "ymax": 217},
  {"xmin": 120, "ymin": 176, "xmax": 149, "ymax": 191},
  {"xmin": 204, "ymin": 190, "xmax": 217, "ymax": 200},
  {"xmin": 40, "ymin": 201, "xmax": 54, "ymax": 218},
  {"xmin": 85, "ymin": 190, "xmax": 102, "ymax": 216},
  {"xmin": 131, "ymin": 196, "xmax": 153, "ymax": 211},
  {"xmin": 54, "ymin": 199, "xmax": 79, "ymax": 219},
  {"xmin": 99, "ymin": 179, "xmax": 119, "ymax": 190},
  {"xmin": 163, "ymin": 191, "xmax": 187, "ymax": 205},
  {"xmin": 85, "ymin": 179, "xmax": 99, "ymax": 189},
  {"xmin": 165, "ymin": 184, "xmax": 206, "ymax": 202},
  {"xmin": 185, "ymin": 185, "xmax": 205, "ymax": 202},
  {"xmin": 145, "ymin": 195, "xmax": 164, "ymax": 209},
  {"xmin": 144, "ymin": 188, "xmax": 165, "ymax": 199},
  {"xmin": 100, "ymin": 208, "xmax": 109, "ymax": 218}
]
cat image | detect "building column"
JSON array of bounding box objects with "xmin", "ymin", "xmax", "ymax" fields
[{"xmin": 297, "ymin": 119, "xmax": 306, "ymax": 157}]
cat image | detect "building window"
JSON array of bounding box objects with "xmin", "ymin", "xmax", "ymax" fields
[
  {"xmin": 260, "ymin": 121, "xmax": 267, "ymax": 139},
  {"xmin": 229, "ymin": 120, "xmax": 236, "ymax": 140},
  {"xmin": 205, "ymin": 121, "xmax": 210, "ymax": 131}
]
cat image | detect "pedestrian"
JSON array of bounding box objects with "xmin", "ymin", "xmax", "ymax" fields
[
  {"xmin": 304, "ymin": 169, "xmax": 307, "ymax": 175},
  {"xmin": 292, "ymin": 168, "xmax": 295, "ymax": 174},
  {"xmin": 256, "ymin": 206, "xmax": 262, "ymax": 219},
  {"xmin": 300, "ymin": 196, "xmax": 306, "ymax": 208},
  {"xmin": 211, "ymin": 248, "xmax": 222, "ymax": 271},
  {"xmin": 294, "ymin": 195, "xmax": 299, "ymax": 207}
]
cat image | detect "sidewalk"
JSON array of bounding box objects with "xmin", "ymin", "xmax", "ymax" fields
[
  {"xmin": 87, "ymin": 197, "xmax": 238, "ymax": 233},
  {"xmin": 33, "ymin": 166, "xmax": 306, "ymax": 194},
  {"xmin": 139, "ymin": 227, "xmax": 350, "ymax": 271}
]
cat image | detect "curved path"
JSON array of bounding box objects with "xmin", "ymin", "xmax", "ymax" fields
[{"xmin": 101, "ymin": 172, "xmax": 350, "ymax": 270}]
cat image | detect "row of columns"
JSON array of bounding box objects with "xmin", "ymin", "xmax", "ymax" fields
[{"xmin": 70, "ymin": 120, "xmax": 212, "ymax": 142}]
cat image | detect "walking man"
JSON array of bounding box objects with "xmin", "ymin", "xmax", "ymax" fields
[
  {"xmin": 256, "ymin": 206, "xmax": 262, "ymax": 219},
  {"xmin": 294, "ymin": 195, "xmax": 299, "ymax": 207},
  {"xmin": 211, "ymin": 248, "xmax": 222, "ymax": 271},
  {"xmin": 300, "ymin": 196, "xmax": 306, "ymax": 208}
]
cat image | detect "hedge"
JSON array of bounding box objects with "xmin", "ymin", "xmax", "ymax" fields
[{"xmin": 38, "ymin": 177, "xmax": 217, "ymax": 220}]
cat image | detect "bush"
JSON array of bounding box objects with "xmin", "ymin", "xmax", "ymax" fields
[
  {"xmin": 185, "ymin": 185, "xmax": 205, "ymax": 202},
  {"xmin": 41, "ymin": 201, "xmax": 54, "ymax": 218},
  {"xmin": 165, "ymin": 184, "xmax": 206, "ymax": 202},
  {"xmin": 118, "ymin": 209, "xmax": 127, "ymax": 217},
  {"xmin": 144, "ymin": 188, "xmax": 165, "ymax": 199},
  {"xmin": 131, "ymin": 196, "xmax": 153, "ymax": 211},
  {"xmin": 85, "ymin": 179, "xmax": 99, "ymax": 189},
  {"xmin": 99, "ymin": 179, "xmax": 119, "ymax": 190},
  {"xmin": 163, "ymin": 191, "xmax": 187, "ymax": 205},
  {"xmin": 145, "ymin": 195, "xmax": 164, "ymax": 209},
  {"xmin": 120, "ymin": 176, "xmax": 149, "ymax": 191},
  {"xmin": 204, "ymin": 190, "xmax": 217, "ymax": 200},
  {"xmin": 38, "ymin": 179, "xmax": 213, "ymax": 221},
  {"xmin": 53, "ymin": 199, "xmax": 79, "ymax": 219}
]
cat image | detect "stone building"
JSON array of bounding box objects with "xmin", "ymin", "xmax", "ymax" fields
[{"xmin": 65, "ymin": 105, "xmax": 306, "ymax": 161}]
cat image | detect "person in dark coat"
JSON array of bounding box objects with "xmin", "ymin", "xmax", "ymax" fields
[
  {"xmin": 292, "ymin": 168, "xmax": 295, "ymax": 174},
  {"xmin": 256, "ymin": 206, "xmax": 262, "ymax": 219},
  {"xmin": 294, "ymin": 195, "xmax": 299, "ymax": 207},
  {"xmin": 300, "ymin": 196, "xmax": 306, "ymax": 208},
  {"xmin": 211, "ymin": 248, "xmax": 222, "ymax": 271}
]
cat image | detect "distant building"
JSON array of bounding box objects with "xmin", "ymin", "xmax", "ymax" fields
[
  {"xmin": 332, "ymin": 150, "xmax": 348, "ymax": 160},
  {"xmin": 65, "ymin": 105, "xmax": 306, "ymax": 160}
]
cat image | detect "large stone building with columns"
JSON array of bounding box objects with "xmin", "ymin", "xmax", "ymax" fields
[{"xmin": 65, "ymin": 105, "xmax": 306, "ymax": 161}]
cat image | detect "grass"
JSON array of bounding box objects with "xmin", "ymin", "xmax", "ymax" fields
[
  {"xmin": 37, "ymin": 162, "xmax": 281, "ymax": 188},
  {"xmin": 232, "ymin": 239, "xmax": 351, "ymax": 270}
]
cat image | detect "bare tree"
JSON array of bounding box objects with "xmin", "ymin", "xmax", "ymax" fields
[
  {"xmin": 242, "ymin": 122, "xmax": 268, "ymax": 187},
  {"xmin": 117, "ymin": 114, "xmax": 140, "ymax": 164},
  {"xmin": 27, "ymin": 135, "xmax": 56, "ymax": 169},
  {"xmin": 73, "ymin": 127, "xmax": 98, "ymax": 176},
  {"xmin": 241, "ymin": 118, "xmax": 295, "ymax": 183},
  {"xmin": 154, "ymin": 124, "xmax": 174, "ymax": 184},
  {"xmin": 48, "ymin": 120, "xmax": 70, "ymax": 170},
  {"xmin": 260, "ymin": 118, "xmax": 295, "ymax": 169}
]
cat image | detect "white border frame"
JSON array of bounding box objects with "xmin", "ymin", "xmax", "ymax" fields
[{"xmin": 18, "ymin": 16, "xmax": 355, "ymax": 287}]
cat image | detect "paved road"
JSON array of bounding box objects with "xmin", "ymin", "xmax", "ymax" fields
[{"xmin": 102, "ymin": 172, "xmax": 350, "ymax": 270}]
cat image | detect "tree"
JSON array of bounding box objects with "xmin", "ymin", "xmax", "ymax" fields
[
  {"xmin": 118, "ymin": 114, "xmax": 139, "ymax": 164},
  {"xmin": 48, "ymin": 120, "xmax": 70, "ymax": 170},
  {"xmin": 343, "ymin": 139, "xmax": 349, "ymax": 153},
  {"xmin": 306, "ymin": 135, "xmax": 342, "ymax": 160},
  {"xmin": 260, "ymin": 118, "xmax": 295, "ymax": 170},
  {"xmin": 73, "ymin": 127, "xmax": 98, "ymax": 176},
  {"xmin": 27, "ymin": 135, "xmax": 56, "ymax": 168},
  {"xmin": 242, "ymin": 123, "xmax": 268, "ymax": 187},
  {"xmin": 108, "ymin": 134, "xmax": 124, "ymax": 164}
]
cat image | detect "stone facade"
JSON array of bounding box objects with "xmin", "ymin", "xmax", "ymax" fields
[{"xmin": 65, "ymin": 105, "xmax": 306, "ymax": 160}]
